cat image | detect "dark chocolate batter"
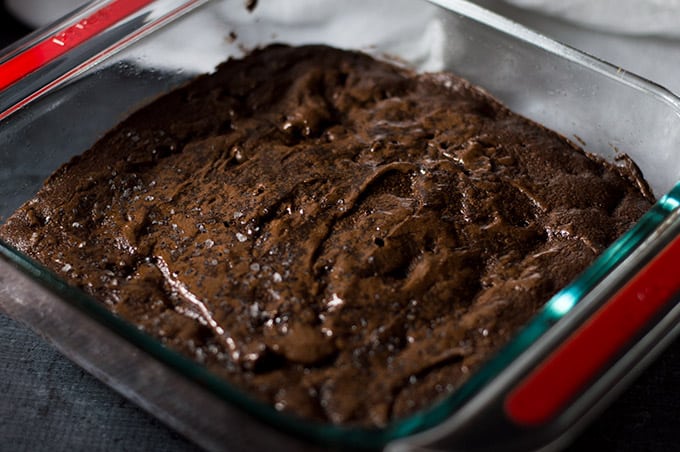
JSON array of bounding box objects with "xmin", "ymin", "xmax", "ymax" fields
[{"xmin": 0, "ymin": 45, "xmax": 653, "ymax": 427}]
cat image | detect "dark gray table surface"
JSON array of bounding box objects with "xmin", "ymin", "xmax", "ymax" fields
[{"xmin": 1, "ymin": 4, "xmax": 679, "ymax": 451}]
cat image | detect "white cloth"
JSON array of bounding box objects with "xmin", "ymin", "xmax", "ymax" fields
[
  {"xmin": 11, "ymin": 0, "xmax": 680, "ymax": 38},
  {"xmin": 504, "ymin": 0, "xmax": 680, "ymax": 36}
]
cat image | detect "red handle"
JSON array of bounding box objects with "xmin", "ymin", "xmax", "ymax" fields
[
  {"xmin": 505, "ymin": 233, "xmax": 680, "ymax": 425},
  {"xmin": 0, "ymin": 0, "xmax": 208, "ymax": 121},
  {"xmin": 0, "ymin": 0, "xmax": 155, "ymax": 92}
]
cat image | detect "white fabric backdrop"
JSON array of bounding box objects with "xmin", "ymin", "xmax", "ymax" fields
[{"xmin": 504, "ymin": 0, "xmax": 680, "ymax": 36}]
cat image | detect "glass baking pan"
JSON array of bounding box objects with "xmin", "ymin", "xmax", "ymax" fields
[{"xmin": 2, "ymin": 0, "xmax": 680, "ymax": 450}]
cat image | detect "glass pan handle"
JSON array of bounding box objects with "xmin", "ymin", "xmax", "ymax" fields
[{"xmin": 0, "ymin": 0, "xmax": 211, "ymax": 121}]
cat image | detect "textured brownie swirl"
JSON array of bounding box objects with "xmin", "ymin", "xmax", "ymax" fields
[{"xmin": 0, "ymin": 45, "xmax": 653, "ymax": 426}]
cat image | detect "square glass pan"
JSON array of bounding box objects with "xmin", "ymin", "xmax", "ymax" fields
[{"xmin": 2, "ymin": 0, "xmax": 680, "ymax": 450}]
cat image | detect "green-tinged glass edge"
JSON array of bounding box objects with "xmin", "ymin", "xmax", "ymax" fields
[{"xmin": 2, "ymin": 183, "xmax": 679, "ymax": 449}]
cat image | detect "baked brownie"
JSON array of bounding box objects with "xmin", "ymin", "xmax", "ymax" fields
[{"xmin": 0, "ymin": 45, "xmax": 654, "ymax": 427}]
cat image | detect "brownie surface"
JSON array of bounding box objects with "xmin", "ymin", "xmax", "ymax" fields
[{"xmin": 0, "ymin": 45, "xmax": 653, "ymax": 427}]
